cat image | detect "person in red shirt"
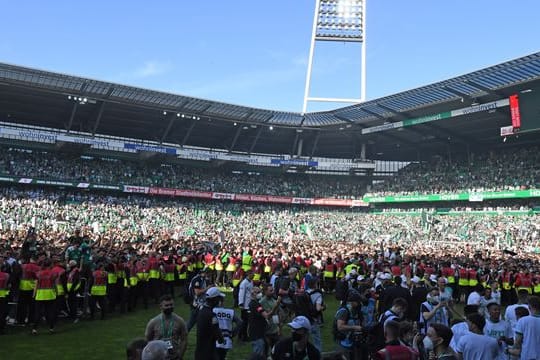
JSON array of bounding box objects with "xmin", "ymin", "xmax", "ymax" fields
[
  {"xmin": 51, "ymin": 258, "xmax": 67, "ymax": 317},
  {"xmin": 17, "ymin": 256, "xmax": 40, "ymax": 325},
  {"xmin": 32, "ymin": 258, "xmax": 58, "ymax": 335},
  {"xmin": 0, "ymin": 254, "xmax": 10, "ymax": 334}
]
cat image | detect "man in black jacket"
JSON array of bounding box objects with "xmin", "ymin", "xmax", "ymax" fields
[
  {"xmin": 381, "ymin": 276, "xmax": 411, "ymax": 314},
  {"xmin": 272, "ymin": 316, "xmax": 321, "ymax": 360}
]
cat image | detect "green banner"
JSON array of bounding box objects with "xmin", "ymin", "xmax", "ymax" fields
[
  {"xmin": 363, "ymin": 189, "xmax": 540, "ymax": 203},
  {"xmin": 402, "ymin": 111, "xmax": 451, "ymax": 127},
  {"xmin": 370, "ymin": 210, "xmax": 534, "ymax": 216}
]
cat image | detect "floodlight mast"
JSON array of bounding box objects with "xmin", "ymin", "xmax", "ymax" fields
[{"xmin": 302, "ymin": 0, "xmax": 366, "ymax": 113}]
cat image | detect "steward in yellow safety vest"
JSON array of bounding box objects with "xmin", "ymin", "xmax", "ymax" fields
[
  {"xmin": 136, "ymin": 259, "xmax": 150, "ymax": 310},
  {"xmin": 18, "ymin": 257, "xmax": 40, "ymax": 325},
  {"xmin": 0, "ymin": 254, "xmax": 10, "ymax": 334},
  {"xmin": 90, "ymin": 262, "xmax": 108, "ymax": 320},
  {"xmin": 163, "ymin": 258, "xmax": 177, "ymax": 298},
  {"xmin": 241, "ymin": 251, "xmax": 253, "ymax": 272},
  {"xmin": 32, "ymin": 258, "xmax": 57, "ymax": 334}
]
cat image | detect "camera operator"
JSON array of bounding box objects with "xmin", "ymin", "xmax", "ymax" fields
[{"xmin": 334, "ymin": 291, "xmax": 366, "ymax": 360}]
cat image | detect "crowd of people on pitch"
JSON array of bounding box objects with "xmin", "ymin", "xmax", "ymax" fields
[
  {"xmin": 0, "ymin": 187, "xmax": 538, "ymax": 257},
  {"xmin": 3, "ymin": 224, "xmax": 540, "ymax": 359},
  {"xmin": 368, "ymin": 145, "xmax": 540, "ymax": 196},
  {"xmin": 0, "ymin": 146, "xmax": 364, "ymax": 199}
]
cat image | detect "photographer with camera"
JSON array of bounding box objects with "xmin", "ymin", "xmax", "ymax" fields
[
  {"xmin": 333, "ymin": 291, "xmax": 366, "ymax": 360},
  {"xmin": 145, "ymin": 294, "xmax": 188, "ymax": 360}
]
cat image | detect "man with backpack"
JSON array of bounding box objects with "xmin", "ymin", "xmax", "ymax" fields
[
  {"xmin": 333, "ymin": 291, "xmax": 365, "ymax": 359},
  {"xmin": 296, "ymin": 277, "xmax": 326, "ymax": 352},
  {"xmin": 371, "ymin": 297, "xmax": 409, "ymax": 356}
]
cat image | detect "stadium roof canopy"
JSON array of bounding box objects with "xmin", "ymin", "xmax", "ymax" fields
[{"xmin": 0, "ymin": 52, "xmax": 539, "ymax": 161}]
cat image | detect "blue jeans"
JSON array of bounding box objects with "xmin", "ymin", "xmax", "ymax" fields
[
  {"xmin": 252, "ymin": 338, "xmax": 266, "ymax": 356},
  {"xmin": 310, "ymin": 323, "xmax": 322, "ymax": 352}
]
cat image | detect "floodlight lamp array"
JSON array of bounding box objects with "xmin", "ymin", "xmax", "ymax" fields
[{"xmin": 315, "ymin": 0, "xmax": 364, "ymax": 40}]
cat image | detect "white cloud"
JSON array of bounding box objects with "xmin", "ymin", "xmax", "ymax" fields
[{"xmin": 132, "ymin": 60, "xmax": 173, "ymax": 78}]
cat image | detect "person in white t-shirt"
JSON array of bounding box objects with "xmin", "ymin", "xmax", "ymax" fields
[
  {"xmin": 483, "ymin": 302, "xmax": 512, "ymax": 360},
  {"xmin": 213, "ymin": 294, "xmax": 242, "ymax": 360},
  {"xmin": 456, "ymin": 313, "xmax": 499, "ymax": 360},
  {"xmin": 449, "ymin": 305, "xmax": 479, "ymax": 352},
  {"xmin": 509, "ymin": 295, "xmax": 540, "ymax": 360},
  {"xmin": 504, "ymin": 289, "xmax": 529, "ymax": 338},
  {"xmin": 466, "ymin": 284, "xmax": 484, "ymax": 306}
]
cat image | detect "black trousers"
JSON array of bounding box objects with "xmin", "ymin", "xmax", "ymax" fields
[
  {"xmin": 239, "ymin": 309, "xmax": 249, "ymax": 341},
  {"xmin": 17, "ymin": 290, "xmax": 35, "ymax": 324},
  {"xmin": 137, "ymin": 282, "xmax": 149, "ymax": 309},
  {"xmin": 0, "ymin": 297, "xmax": 7, "ymax": 332},
  {"xmin": 33, "ymin": 299, "xmax": 56, "ymax": 330},
  {"xmin": 89, "ymin": 295, "xmax": 107, "ymax": 319},
  {"xmin": 67, "ymin": 292, "xmax": 80, "ymax": 320}
]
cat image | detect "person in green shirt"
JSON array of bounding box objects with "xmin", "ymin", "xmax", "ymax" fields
[{"xmin": 259, "ymin": 283, "xmax": 282, "ymax": 352}]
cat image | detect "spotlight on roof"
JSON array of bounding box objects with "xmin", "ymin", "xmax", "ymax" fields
[
  {"xmin": 269, "ymin": 126, "xmax": 274, "ymax": 131},
  {"xmin": 177, "ymin": 113, "xmax": 181, "ymax": 117},
  {"xmin": 163, "ymin": 111, "xmax": 167, "ymax": 115},
  {"xmin": 233, "ymin": 122, "xmax": 237, "ymax": 126}
]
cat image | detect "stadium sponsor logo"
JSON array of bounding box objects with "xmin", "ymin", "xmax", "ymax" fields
[
  {"xmin": 292, "ymin": 197, "xmax": 313, "ymax": 204},
  {"xmin": 175, "ymin": 190, "xmax": 213, "ymax": 198},
  {"xmin": 18, "ymin": 130, "xmax": 57, "ymax": 142},
  {"xmin": 267, "ymin": 196, "xmax": 293, "ymax": 204},
  {"xmin": 270, "ymin": 159, "xmax": 318, "ymax": 167},
  {"xmin": 439, "ymin": 194, "xmax": 460, "ymax": 201},
  {"xmin": 124, "ymin": 143, "xmax": 176, "ymax": 154},
  {"xmin": 123, "ymin": 185, "xmax": 149, "ymax": 193},
  {"xmin": 155, "ymin": 188, "xmax": 176, "ymax": 196},
  {"xmin": 530, "ymin": 189, "xmax": 540, "ymax": 197},
  {"xmin": 36, "ymin": 180, "xmax": 74, "ymax": 186},
  {"xmin": 77, "ymin": 183, "xmax": 90, "ymax": 188},
  {"xmin": 92, "ymin": 184, "xmax": 120, "ymax": 190},
  {"xmin": 18, "ymin": 178, "xmax": 33, "ymax": 184},
  {"xmin": 452, "ymin": 99, "xmax": 509, "ymax": 117},
  {"xmin": 361, "ymin": 121, "xmax": 403, "ymax": 134},
  {"xmin": 212, "ymin": 192, "xmax": 235, "ymax": 200}
]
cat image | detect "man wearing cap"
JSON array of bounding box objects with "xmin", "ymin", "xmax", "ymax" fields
[
  {"xmin": 272, "ymin": 315, "xmax": 321, "ymax": 360},
  {"xmin": 195, "ymin": 287, "xmax": 225, "ymax": 360},
  {"xmin": 187, "ymin": 267, "xmax": 212, "ymax": 332},
  {"xmin": 145, "ymin": 294, "xmax": 188, "ymax": 360}
]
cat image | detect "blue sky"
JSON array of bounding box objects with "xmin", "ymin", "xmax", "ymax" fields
[{"xmin": 1, "ymin": 0, "xmax": 539, "ymax": 113}]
